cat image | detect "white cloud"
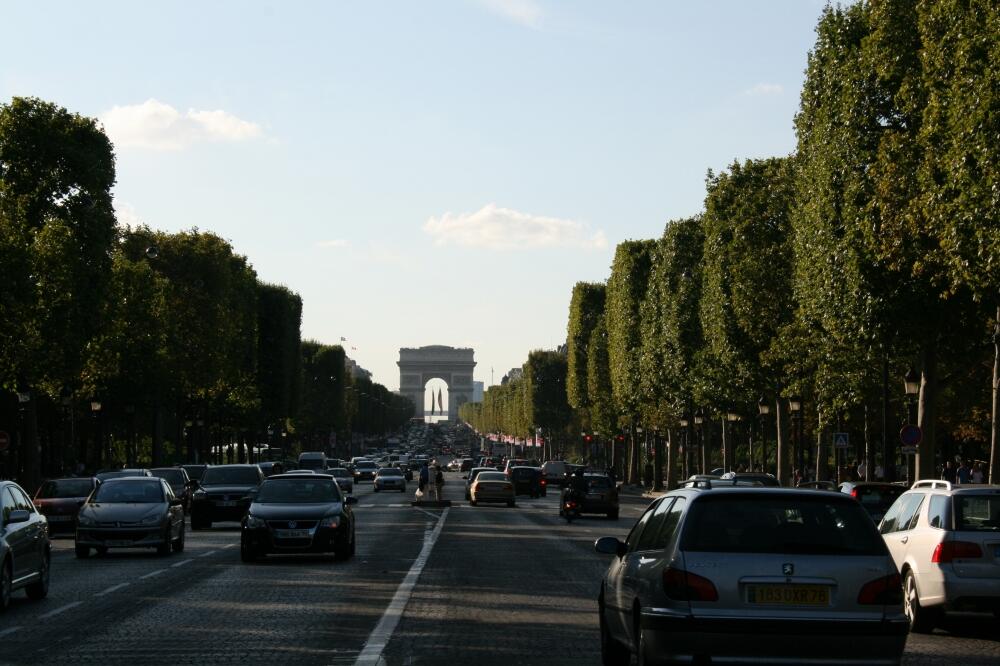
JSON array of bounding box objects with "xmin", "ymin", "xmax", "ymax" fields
[
  {"xmin": 745, "ymin": 83, "xmax": 784, "ymax": 96},
  {"xmin": 114, "ymin": 200, "xmax": 143, "ymax": 227},
  {"xmin": 480, "ymin": 0, "xmax": 543, "ymax": 29},
  {"xmin": 423, "ymin": 203, "xmax": 607, "ymax": 251},
  {"xmin": 100, "ymin": 99, "xmax": 263, "ymax": 151},
  {"xmin": 315, "ymin": 239, "xmax": 350, "ymax": 249}
]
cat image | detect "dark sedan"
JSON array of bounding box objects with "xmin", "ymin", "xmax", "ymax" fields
[
  {"xmin": 150, "ymin": 467, "xmax": 194, "ymax": 512},
  {"xmin": 240, "ymin": 473, "xmax": 357, "ymax": 562},
  {"xmin": 563, "ymin": 473, "xmax": 619, "ymax": 519},
  {"xmin": 1, "ymin": 480, "xmax": 50, "ymax": 610},
  {"xmin": 509, "ymin": 466, "xmax": 546, "ymax": 498},
  {"xmin": 352, "ymin": 460, "xmax": 378, "ymax": 482},
  {"xmin": 95, "ymin": 468, "xmax": 152, "ymax": 482},
  {"xmin": 75, "ymin": 477, "xmax": 185, "ymax": 557},
  {"xmin": 33, "ymin": 477, "xmax": 97, "ymax": 533},
  {"xmin": 189, "ymin": 464, "xmax": 264, "ymax": 529},
  {"xmin": 181, "ymin": 464, "xmax": 209, "ymax": 484},
  {"xmin": 838, "ymin": 481, "xmax": 905, "ymax": 523}
]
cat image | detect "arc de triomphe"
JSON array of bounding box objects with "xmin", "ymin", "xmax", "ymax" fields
[{"xmin": 398, "ymin": 346, "xmax": 476, "ymax": 422}]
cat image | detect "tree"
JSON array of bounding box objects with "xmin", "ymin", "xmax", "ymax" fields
[
  {"xmin": 566, "ymin": 282, "xmax": 606, "ymax": 425},
  {"xmin": 256, "ymin": 283, "xmax": 303, "ymax": 429},
  {"xmin": 297, "ymin": 342, "xmax": 347, "ymax": 453},
  {"xmin": 0, "ymin": 97, "xmax": 117, "ymax": 489},
  {"xmin": 523, "ymin": 350, "xmax": 571, "ymax": 456},
  {"xmin": 587, "ymin": 318, "xmax": 616, "ymax": 469}
]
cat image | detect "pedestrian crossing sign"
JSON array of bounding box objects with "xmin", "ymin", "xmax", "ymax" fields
[{"xmin": 833, "ymin": 432, "xmax": 850, "ymax": 449}]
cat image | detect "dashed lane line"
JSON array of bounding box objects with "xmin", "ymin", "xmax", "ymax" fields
[
  {"xmin": 38, "ymin": 602, "xmax": 82, "ymax": 620},
  {"xmin": 138, "ymin": 568, "xmax": 165, "ymax": 580},
  {"xmin": 351, "ymin": 507, "xmax": 450, "ymax": 666},
  {"xmin": 170, "ymin": 558, "xmax": 193, "ymax": 568},
  {"xmin": 94, "ymin": 582, "xmax": 129, "ymax": 597},
  {"xmin": 197, "ymin": 550, "xmax": 218, "ymax": 558},
  {"xmin": 0, "ymin": 626, "xmax": 22, "ymax": 638}
]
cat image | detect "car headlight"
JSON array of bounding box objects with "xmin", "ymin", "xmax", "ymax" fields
[
  {"xmin": 140, "ymin": 514, "xmax": 164, "ymax": 526},
  {"xmin": 245, "ymin": 515, "xmax": 266, "ymax": 529},
  {"xmin": 319, "ymin": 515, "xmax": 340, "ymax": 529}
]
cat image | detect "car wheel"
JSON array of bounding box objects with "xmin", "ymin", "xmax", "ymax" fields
[
  {"xmin": 400, "ymin": 487, "xmax": 406, "ymax": 493},
  {"xmin": 334, "ymin": 530, "xmax": 354, "ymax": 561},
  {"xmin": 25, "ymin": 551, "xmax": 50, "ymax": 600},
  {"xmin": 0, "ymin": 559, "xmax": 12, "ymax": 613},
  {"xmin": 608, "ymin": 510, "xmax": 619, "ymax": 520},
  {"xmin": 240, "ymin": 536, "xmax": 257, "ymax": 563},
  {"xmin": 173, "ymin": 524, "xmax": 186, "ymax": 553},
  {"xmin": 95, "ymin": 546, "xmax": 109, "ymax": 556},
  {"xmin": 904, "ymin": 570, "xmax": 937, "ymax": 633},
  {"xmin": 599, "ymin": 599, "xmax": 629, "ymax": 666},
  {"xmin": 156, "ymin": 527, "xmax": 172, "ymax": 556},
  {"xmin": 75, "ymin": 544, "xmax": 91, "ymax": 559}
]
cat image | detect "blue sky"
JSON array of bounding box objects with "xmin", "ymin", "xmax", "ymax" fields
[{"xmin": 2, "ymin": 0, "xmax": 828, "ymax": 394}]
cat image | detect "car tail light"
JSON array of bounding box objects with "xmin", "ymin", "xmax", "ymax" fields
[
  {"xmin": 857, "ymin": 574, "xmax": 902, "ymax": 605},
  {"xmin": 850, "ymin": 488, "xmax": 859, "ymax": 499},
  {"xmin": 540, "ymin": 478, "xmax": 546, "ymax": 485},
  {"xmin": 662, "ymin": 567, "xmax": 718, "ymax": 602},
  {"xmin": 932, "ymin": 541, "xmax": 983, "ymax": 563}
]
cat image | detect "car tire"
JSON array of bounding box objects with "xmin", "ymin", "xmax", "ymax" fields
[
  {"xmin": 608, "ymin": 510, "xmax": 619, "ymax": 520},
  {"xmin": 156, "ymin": 529, "xmax": 172, "ymax": 556},
  {"xmin": 0, "ymin": 559, "xmax": 12, "ymax": 613},
  {"xmin": 75, "ymin": 544, "xmax": 91, "ymax": 559},
  {"xmin": 95, "ymin": 546, "xmax": 108, "ymax": 556},
  {"xmin": 25, "ymin": 551, "xmax": 50, "ymax": 600},
  {"xmin": 904, "ymin": 570, "xmax": 937, "ymax": 633},
  {"xmin": 599, "ymin": 599, "xmax": 629, "ymax": 666},
  {"xmin": 173, "ymin": 525, "xmax": 185, "ymax": 553},
  {"xmin": 334, "ymin": 529, "xmax": 354, "ymax": 561},
  {"xmin": 240, "ymin": 537, "xmax": 257, "ymax": 563},
  {"xmin": 400, "ymin": 487, "xmax": 406, "ymax": 493}
]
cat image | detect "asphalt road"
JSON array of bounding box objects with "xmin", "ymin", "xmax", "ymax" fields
[{"xmin": 0, "ymin": 468, "xmax": 997, "ymax": 665}]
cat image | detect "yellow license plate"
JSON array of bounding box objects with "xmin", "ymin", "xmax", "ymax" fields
[{"xmin": 747, "ymin": 584, "xmax": 830, "ymax": 606}]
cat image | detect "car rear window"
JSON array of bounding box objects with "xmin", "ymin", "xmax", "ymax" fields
[
  {"xmin": 586, "ymin": 477, "xmax": 611, "ymax": 489},
  {"xmin": 379, "ymin": 467, "xmax": 403, "ymax": 476},
  {"xmin": 356, "ymin": 462, "xmax": 377, "ymax": 469},
  {"xmin": 478, "ymin": 472, "xmax": 506, "ymax": 482},
  {"xmin": 37, "ymin": 479, "xmax": 94, "ymax": 498},
  {"xmin": 256, "ymin": 479, "xmax": 341, "ymax": 503},
  {"xmin": 954, "ymin": 494, "xmax": 1000, "ymax": 532},
  {"xmin": 681, "ymin": 493, "xmax": 887, "ymax": 556},
  {"xmin": 151, "ymin": 469, "xmax": 185, "ymax": 485},
  {"xmin": 94, "ymin": 481, "xmax": 164, "ymax": 503}
]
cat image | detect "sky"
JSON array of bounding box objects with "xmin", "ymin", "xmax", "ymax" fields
[{"xmin": 2, "ymin": 0, "xmax": 829, "ymax": 394}]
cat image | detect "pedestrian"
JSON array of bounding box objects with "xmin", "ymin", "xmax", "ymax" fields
[
  {"xmin": 793, "ymin": 468, "xmax": 803, "ymax": 487},
  {"xmin": 972, "ymin": 463, "xmax": 984, "ymax": 484},
  {"xmin": 433, "ymin": 464, "xmax": 445, "ymax": 500},
  {"xmin": 956, "ymin": 459, "xmax": 971, "ymax": 485},
  {"xmin": 418, "ymin": 462, "xmax": 430, "ymax": 494},
  {"xmin": 941, "ymin": 460, "xmax": 956, "ymax": 483},
  {"xmin": 857, "ymin": 458, "xmax": 867, "ymax": 480}
]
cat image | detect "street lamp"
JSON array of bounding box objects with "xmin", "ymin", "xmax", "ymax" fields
[
  {"xmin": 694, "ymin": 408, "xmax": 705, "ymax": 474},
  {"xmin": 789, "ymin": 396, "xmax": 803, "ymax": 482},
  {"xmin": 903, "ymin": 367, "xmax": 919, "ymax": 483},
  {"xmin": 725, "ymin": 412, "xmax": 740, "ymax": 473},
  {"xmin": 903, "ymin": 367, "xmax": 920, "ymax": 399},
  {"xmin": 679, "ymin": 416, "xmax": 690, "ymax": 480},
  {"xmin": 758, "ymin": 396, "xmax": 770, "ymax": 475},
  {"xmin": 145, "ymin": 244, "xmax": 159, "ymax": 260}
]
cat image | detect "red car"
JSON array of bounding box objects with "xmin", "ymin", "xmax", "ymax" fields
[{"xmin": 33, "ymin": 477, "xmax": 97, "ymax": 533}]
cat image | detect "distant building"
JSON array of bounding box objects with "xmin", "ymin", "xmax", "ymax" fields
[
  {"xmin": 345, "ymin": 356, "xmax": 372, "ymax": 381},
  {"xmin": 473, "ymin": 381, "xmax": 484, "ymax": 402}
]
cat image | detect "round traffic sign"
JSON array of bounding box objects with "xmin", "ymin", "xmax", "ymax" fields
[
  {"xmin": 0, "ymin": 431, "xmax": 10, "ymax": 452},
  {"xmin": 899, "ymin": 424, "xmax": 922, "ymax": 447}
]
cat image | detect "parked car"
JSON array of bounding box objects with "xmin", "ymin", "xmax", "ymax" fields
[
  {"xmin": 509, "ymin": 466, "xmax": 546, "ymax": 498},
  {"xmin": 839, "ymin": 481, "xmax": 906, "ymax": 524},
  {"xmin": 879, "ymin": 479, "xmax": 1000, "ymax": 632},
  {"xmin": 541, "ymin": 460, "xmax": 569, "ymax": 488},
  {"xmin": 563, "ymin": 473, "xmax": 619, "ymax": 519},
  {"xmin": 181, "ymin": 464, "xmax": 210, "ymax": 483},
  {"xmin": 329, "ymin": 468, "xmax": 354, "ymax": 494},
  {"xmin": 75, "ymin": 477, "xmax": 185, "ymax": 558},
  {"xmin": 469, "ymin": 471, "xmax": 515, "ymax": 507},
  {"xmin": 297, "ymin": 451, "xmax": 329, "ymax": 472},
  {"xmin": 0, "ymin": 480, "xmax": 50, "ymax": 610},
  {"xmin": 374, "ymin": 466, "xmax": 407, "ymax": 493},
  {"xmin": 595, "ymin": 485, "xmax": 907, "ymax": 665},
  {"xmin": 719, "ymin": 471, "xmax": 781, "ymax": 487},
  {"xmin": 189, "ymin": 464, "xmax": 264, "ymax": 529},
  {"xmin": 352, "ymin": 460, "xmax": 379, "ymax": 482},
  {"xmin": 33, "ymin": 477, "xmax": 97, "ymax": 533},
  {"xmin": 240, "ymin": 473, "xmax": 357, "ymax": 562},
  {"xmin": 463, "ymin": 467, "xmax": 495, "ymax": 501},
  {"xmin": 150, "ymin": 467, "xmax": 194, "ymax": 512},
  {"xmin": 94, "ymin": 468, "xmax": 152, "ymax": 482}
]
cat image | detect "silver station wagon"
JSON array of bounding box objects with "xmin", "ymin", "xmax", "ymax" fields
[{"xmin": 595, "ymin": 483, "xmax": 908, "ymax": 665}]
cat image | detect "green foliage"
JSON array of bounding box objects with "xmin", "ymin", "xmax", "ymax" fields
[
  {"xmin": 606, "ymin": 240, "xmax": 655, "ymax": 420},
  {"xmin": 297, "ymin": 341, "xmax": 347, "ymax": 439},
  {"xmin": 523, "ymin": 350, "xmax": 571, "ymax": 433},
  {"xmin": 257, "ymin": 283, "xmax": 303, "ymax": 424},
  {"xmin": 566, "ymin": 282, "xmax": 606, "ymax": 415},
  {"xmin": 587, "ymin": 318, "xmax": 615, "ymax": 436}
]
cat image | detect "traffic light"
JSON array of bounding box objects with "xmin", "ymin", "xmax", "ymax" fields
[{"xmin": 584, "ymin": 434, "xmax": 592, "ymax": 443}]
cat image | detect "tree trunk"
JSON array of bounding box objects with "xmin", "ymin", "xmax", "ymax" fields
[
  {"xmin": 990, "ymin": 303, "xmax": 1000, "ymax": 484},
  {"xmin": 152, "ymin": 403, "xmax": 163, "ymax": 467},
  {"xmin": 815, "ymin": 413, "xmax": 825, "ymax": 482},
  {"xmin": 917, "ymin": 343, "xmax": 938, "ymax": 481},
  {"xmin": 653, "ymin": 431, "xmax": 664, "ymax": 491},
  {"xmin": 775, "ymin": 397, "xmax": 788, "ymax": 485},
  {"xmin": 721, "ymin": 419, "xmax": 730, "ymax": 473},
  {"xmin": 22, "ymin": 397, "xmax": 41, "ymax": 493},
  {"xmin": 664, "ymin": 429, "xmax": 676, "ymax": 490},
  {"xmin": 863, "ymin": 403, "xmax": 871, "ymax": 481}
]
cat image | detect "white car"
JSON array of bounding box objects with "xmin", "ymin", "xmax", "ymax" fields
[{"xmin": 879, "ymin": 479, "xmax": 1000, "ymax": 632}]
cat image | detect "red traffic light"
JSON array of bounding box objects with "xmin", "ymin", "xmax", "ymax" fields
[{"xmin": 584, "ymin": 435, "xmax": 592, "ymax": 442}]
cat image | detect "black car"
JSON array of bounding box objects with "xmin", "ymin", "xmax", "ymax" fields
[
  {"xmin": 95, "ymin": 468, "xmax": 152, "ymax": 482},
  {"xmin": 190, "ymin": 464, "xmax": 264, "ymax": 529},
  {"xmin": 33, "ymin": 477, "xmax": 97, "ymax": 533},
  {"xmin": 1, "ymin": 480, "xmax": 50, "ymax": 610},
  {"xmin": 75, "ymin": 477, "xmax": 185, "ymax": 557},
  {"xmin": 563, "ymin": 473, "xmax": 619, "ymax": 519},
  {"xmin": 838, "ymin": 481, "xmax": 906, "ymax": 523},
  {"xmin": 150, "ymin": 467, "xmax": 194, "ymax": 512},
  {"xmin": 352, "ymin": 460, "xmax": 378, "ymax": 482},
  {"xmin": 509, "ymin": 466, "xmax": 546, "ymax": 498},
  {"xmin": 240, "ymin": 473, "xmax": 357, "ymax": 562},
  {"xmin": 181, "ymin": 464, "xmax": 209, "ymax": 484}
]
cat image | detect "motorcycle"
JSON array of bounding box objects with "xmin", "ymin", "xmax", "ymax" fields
[{"xmin": 561, "ymin": 491, "xmax": 581, "ymax": 523}]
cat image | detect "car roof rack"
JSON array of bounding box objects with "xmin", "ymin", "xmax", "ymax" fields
[
  {"xmin": 679, "ymin": 478, "xmax": 713, "ymax": 489},
  {"xmin": 911, "ymin": 479, "xmax": 951, "ymax": 490}
]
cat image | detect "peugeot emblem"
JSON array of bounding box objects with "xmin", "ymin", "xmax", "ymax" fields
[
  {"xmin": 782, "ymin": 563, "xmax": 794, "ymax": 576},
  {"xmin": 288, "ymin": 521, "xmax": 297, "ymax": 529}
]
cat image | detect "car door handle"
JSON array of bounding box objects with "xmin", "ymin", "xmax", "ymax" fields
[{"xmin": 900, "ymin": 536, "xmax": 908, "ymax": 544}]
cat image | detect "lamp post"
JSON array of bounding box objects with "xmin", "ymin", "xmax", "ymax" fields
[
  {"xmin": 725, "ymin": 411, "xmax": 740, "ymax": 473},
  {"xmin": 60, "ymin": 387, "xmax": 74, "ymax": 476},
  {"xmin": 694, "ymin": 408, "xmax": 705, "ymax": 474},
  {"xmin": 758, "ymin": 397, "xmax": 771, "ymax": 475},
  {"xmin": 904, "ymin": 366, "xmax": 920, "ymax": 483},
  {"xmin": 90, "ymin": 400, "xmax": 103, "ymax": 468},
  {"xmin": 789, "ymin": 395, "xmax": 803, "ymax": 483},
  {"xmin": 679, "ymin": 416, "xmax": 690, "ymax": 480}
]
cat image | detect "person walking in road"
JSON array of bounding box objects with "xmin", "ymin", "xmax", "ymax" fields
[
  {"xmin": 418, "ymin": 462, "xmax": 430, "ymax": 494},
  {"xmin": 956, "ymin": 459, "xmax": 971, "ymax": 485},
  {"xmin": 433, "ymin": 464, "xmax": 445, "ymax": 501},
  {"xmin": 942, "ymin": 460, "xmax": 956, "ymax": 483}
]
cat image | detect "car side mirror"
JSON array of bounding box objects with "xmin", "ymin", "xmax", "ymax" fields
[
  {"xmin": 169, "ymin": 498, "xmax": 183, "ymax": 507},
  {"xmin": 594, "ymin": 536, "xmax": 626, "ymax": 557},
  {"xmin": 345, "ymin": 496, "xmax": 358, "ymax": 505},
  {"xmin": 5, "ymin": 509, "xmax": 30, "ymax": 525},
  {"xmin": 462, "ymin": 475, "xmax": 468, "ymax": 480}
]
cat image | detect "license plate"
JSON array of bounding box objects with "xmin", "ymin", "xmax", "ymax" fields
[
  {"xmin": 217, "ymin": 501, "xmax": 237, "ymax": 507},
  {"xmin": 106, "ymin": 540, "xmax": 133, "ymax": 547},
  {"xmin": 747, "ymin": 584, "xmax": 830, "ymax": 606},
  {"xmin": 47, "ymin": 515, "xmax": 73, "ymax": 522},
  {"xmin": 275, "ymin": 529, "xmax": 311, "ymax": 539}
]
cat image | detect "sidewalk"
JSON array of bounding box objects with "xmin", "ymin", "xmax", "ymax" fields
[{"xmin": 617, "ymin": 483, "xmax": 666, "ymax": 500}]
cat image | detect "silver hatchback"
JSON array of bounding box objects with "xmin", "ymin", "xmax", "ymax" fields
[{"xmin": 595, "ymin": 485, "xmax": 907, "ymax": 665}]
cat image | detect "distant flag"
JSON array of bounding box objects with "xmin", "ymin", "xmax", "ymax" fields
[
  {"xmin": 429, "ymin": 389, "xmax": 435, "ymax": 415},
  {"xmin": 340, "ymin": 337, "xmax": 346, "ymax": 342},
  {"xmin": 437, "ymin": 388, "xmax": 443, "ymax": 412}
]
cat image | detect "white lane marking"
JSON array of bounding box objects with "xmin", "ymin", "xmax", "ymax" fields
[
  {"xmin": 38, "ymin": 601, "xmax": 82, "ymax": 620},
  {"xmin": 197, "ymin": 550, "xmax": 217, "ymax": 558},
  {"xmin": 94, "ymin": 582, "xmax": 129, "ymax": 597},
  {"xmin": 221, "ymin": 543, "xmax": 236, "ymax": 549},
  {"xmin": 0, "ymin": 626, "xmax": 22, "ymax": 638},
  {"xmin": 412, "ymin": 506, "xmax": 441, "ymax": 520},
  {"xmin": 170, "ymin": 558, "xmax": 193, "ymax": 568},
  {"xmin": 138, "ymin": 569, "xmax": 165, "ymax": 580},
  {"xmin": 352, "ymin": 507, "xmax": 450, "ymax": 666}
]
